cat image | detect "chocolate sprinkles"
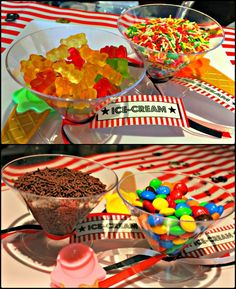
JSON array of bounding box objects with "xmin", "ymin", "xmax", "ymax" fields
[
  {"xmin": 13, "ymin": 167, "xmax": 107, "ymax": 236},
  {"xmin": 14, "ymin": 167, "xmax": 106, "ymax": 198}
]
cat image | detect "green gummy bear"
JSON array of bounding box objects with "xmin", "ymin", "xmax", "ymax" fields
[{"xmin": 106, "ymin": 58, "xmax": 129, "ymax": 78}]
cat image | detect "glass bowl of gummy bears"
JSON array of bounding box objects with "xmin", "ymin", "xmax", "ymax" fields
[
  {"xmin": 117, "ymin": 4, "xmax": 225, "ymax": 82},
  {"xmin": 117, "ymin": 171, "xmax": 234, "ymax": 282},
  {"xmin": 6, "ymin": 26, "xmax": 146, "ymax": 143}
]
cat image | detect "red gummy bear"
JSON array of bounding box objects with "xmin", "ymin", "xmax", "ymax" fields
[
  {"xmin": 100, "ymin": 45, "xmax": 128, "ymax": 59},
  {"xmin": 66, "ymin": 47, "xmax": 85, "ymax": 69},
  {"xmin": 30, "ymin": 69, "xmax": 56, "ymax": 93},
  {"xmin": 93, "ymin": 77, "xmax": 119, "ymax": 98}
]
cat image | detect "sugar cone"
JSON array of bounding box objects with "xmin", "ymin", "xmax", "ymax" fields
[
  {"xmin": 1, "ymin": 106, "xmax": 50, "ymax": 144},
  {"xmin": 176, "ymin": 57, "xmax": 235, "ymax": 95}
]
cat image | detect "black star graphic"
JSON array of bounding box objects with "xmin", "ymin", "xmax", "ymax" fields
[
  {"xmin": 101, "ymin": 107, "xmax": 109, "ymax": 115},
  {"xmin": 78, "ymin": 226, "xmax": 86, "ymax": 232},
  {"xmin": 169, "ymin": 106, "xmax": 176, "ymax": 113}
]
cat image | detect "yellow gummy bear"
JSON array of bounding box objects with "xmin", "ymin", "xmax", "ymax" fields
[
  {"xmin": 52, "ymin": 60, "xmax": 84, "ymax": 84},
  {"xmin": 60, "ymin": 33, "xmax": 87, "ymax": 49},
  {"xmin": 46, "ymin": 44, "xmax": 69, "ymax": 62}
]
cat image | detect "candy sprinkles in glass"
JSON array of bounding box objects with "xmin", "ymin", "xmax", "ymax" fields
[
  {"xmin": 117, "ymin": 4, "xmax": 224, "ymax": 82},
  {"xmin": 117, "ymin": 171, "xmax": 234, "ymax": 283}
]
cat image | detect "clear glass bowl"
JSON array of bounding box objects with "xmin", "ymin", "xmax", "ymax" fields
[
  {"xmin": 2, "ymin": 154, "xmax": 118, "ymax": 271},
  {"xmin": 117, "ymin": 171, "xmax": 234, "ymax": 282},
  {"xmin": 117, "ymin": 4, "xmax": 225, "ymax": 82},
  {"xmin": 2, "ymin": 154, "xmax": 118, "ymax": 236},
  {"xmin": 6, "ymin": 26, "xmax": 146, "ymax": 123}
]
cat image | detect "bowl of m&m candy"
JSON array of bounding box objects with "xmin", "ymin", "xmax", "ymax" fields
[
  {"xmin": 117, "ymin": 171, "xmax": 234, "ymax": 281},
  {"xmin": 117, "ymin": 4, "xmax": 224, "ymax": 82},
  {"xmin": 6, "ymin": 26, "xmax": 145, "ymax": 123}
]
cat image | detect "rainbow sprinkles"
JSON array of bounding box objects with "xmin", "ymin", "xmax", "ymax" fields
[{"xmin": 125, "ymin": 16, "xmax": 211, "ymax": 54}]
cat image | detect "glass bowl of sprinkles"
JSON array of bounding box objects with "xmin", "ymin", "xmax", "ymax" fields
[
  {"xmin": 2, "ymin": 154, "xmax": 118, "ymax": 270},
  {"xmin": 117, "ymin": 171, "xmax": 234, "ymax": 282},
  {"xmin": 117, "ymin": 4, "xmax": 225, "ymax": 82}
]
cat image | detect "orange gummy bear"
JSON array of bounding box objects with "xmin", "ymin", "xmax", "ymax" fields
[
  {"xmin": 55, "ymin": 77, "xmax": 74, "ymax": 98},
  {"xmin": 99, "ymin": 64, "xmax": 123, "ymax": 86},
  {"xmin": 79, "ymin": 44, "xmax": 108, "ymax": 67},
  {"xmin": 20, "ymin": 54, "xmax": 53, "ymax": 84}
]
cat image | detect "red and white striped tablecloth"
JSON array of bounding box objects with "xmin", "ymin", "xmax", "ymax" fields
[
  {"xmin": 2, "ymin": 144, "xmax": 235, "ymax": 197},
  {"xmin": 1, "ymin": 1, "xmax": 235, "ymax": 66},
  {"xmin": 88, "ymin": 144, "xmax": 235, "ymax": 197}
]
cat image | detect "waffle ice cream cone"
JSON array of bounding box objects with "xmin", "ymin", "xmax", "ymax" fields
[
  {"xmin": 1, "ymin": 106, "xmax": 50, "ymax": 144},
  {"xmin": 176, "ymin": 57, "xmax": 235, "ymax": 96},
  {"xmin": 200, "ymin": 65, "xmax": 234, "ymax": 96}
]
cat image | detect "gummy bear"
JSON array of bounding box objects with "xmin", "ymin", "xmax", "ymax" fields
[
  {"xmin": 94, "ymin": 77, "xmax": 120, "ymax": 98},
  {"xmin": 30, "ymin": 69, "xmax": 56, "ymax": 94},
  {"xmin": 79, "ymin": 44, "xmax": 108, "ymax": 67},
  {"xmin": 46, "ymin": 44, "xmax": 69, "ymax": 62},
  {"xmin": 67, "ymin": 47, "xmax": 85, "ymax": 70},
  {"xmin": 20, "ymin": 54, "xmax": 53, "ymax": 84},
  {"xmin": 106, "ymin": 58, "xmax": 129, "ymax": 78},
  {"xmin": 81, "ymin": 63, "xmax": 99, "ymax": 88},
  {"xmin": 52, "ymin": 60, "xmax": 84, "ymax": 84},
  {"xmin": 100, "ymin": 45, "xmax": 128, "ymax": 59},
  {"xmin": 55, "ymin": 77, "xmax": 74, "ymax": 98},
  {"xmin": 79, "ymin": 87, "xmax": 97, "ymax": 100},
  {"xmin": 60, "ymin": 33, "xmax": 87, "ymax": 49},
  {"xmin": 99, "ymin": 64, "xmax": 123, "ymax": 86}
]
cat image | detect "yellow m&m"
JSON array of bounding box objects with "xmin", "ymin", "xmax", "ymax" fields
[{"xmin": 180, "ymin": 215, "xmax": 196, "ymax": 233}]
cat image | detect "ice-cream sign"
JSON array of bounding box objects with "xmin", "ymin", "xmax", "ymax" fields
[{"xmin": 90, "ymin": 95, "xmax": 189, "ymax": 128}]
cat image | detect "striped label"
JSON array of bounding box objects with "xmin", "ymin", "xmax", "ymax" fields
[
  {"xmin": 71, "ymin": 212, "xmax": 235, "ymax": 259},
  {"xmin": 173, "ymin": 77, "xmax": 235, "ymax": 112},
  {"xmin": 90, "ymin": 95, "xmax": 189, "ymax": 129},
  {"xmin": 71, "ymin": 213, "xmax": 145, "ymax": 243}
]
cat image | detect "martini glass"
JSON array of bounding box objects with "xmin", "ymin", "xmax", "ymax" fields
[
  {"xmin": 117, "ymin": 171, "xmax": 234, "ymax": 283},
  {"xmin": 2, "ymin": 154, "xmax": 118, "ymax": 272},
  {"xmin": 5, "ymin": 26, "xmax": 146, "ymax": 144},
  {"xmin": 117, "ymin": 3, "xmax": 225, "ymax": 83}
]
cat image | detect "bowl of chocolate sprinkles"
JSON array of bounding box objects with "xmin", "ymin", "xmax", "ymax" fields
[{"xmin": 2, "ymin": 154, "xmax": 118, "ymax": 236}]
